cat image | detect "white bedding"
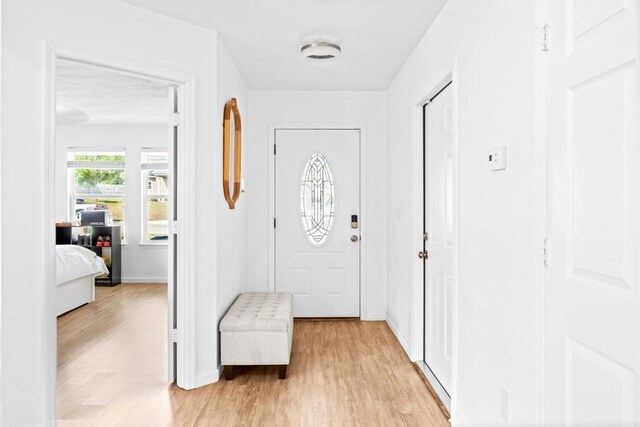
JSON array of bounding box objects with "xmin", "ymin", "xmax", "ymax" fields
[{"xmin": 56, "ymin": 245, "xmax": 109, "ymax": 285}]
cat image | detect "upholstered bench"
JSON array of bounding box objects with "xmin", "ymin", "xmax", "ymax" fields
[{"xmin": 220, "ymin": 292, "xmax": 294, "ymax": 380}]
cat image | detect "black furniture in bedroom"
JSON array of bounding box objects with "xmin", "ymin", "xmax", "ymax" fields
[{"xmin": 56, "ymin": 225, "xmax": 122, "ymax": 287}]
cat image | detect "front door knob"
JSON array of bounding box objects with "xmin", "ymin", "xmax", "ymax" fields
[
  {"xmin": 418, "ymin": 250, "xmax": 428, "ymax": 259},
  {"xmin": 351, "ymin": 235, "xmax": 359, "ymax": 242}
]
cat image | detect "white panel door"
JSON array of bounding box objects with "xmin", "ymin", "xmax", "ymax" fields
[
  {"xmin": 275, "ymin": 129, "xmax": 360, "ymax": 317},
  {"xmin": 547, "ymin": 1, "xmax": 640, "ymax": 424},
  {"xmin": 423, "ymin": 83, "xmax": 454, "ymax": 396}
]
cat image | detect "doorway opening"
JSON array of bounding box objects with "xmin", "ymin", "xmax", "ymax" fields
[
  {"xmin": 419, "ymin": 81, "xmax": 454, "ymax": 412},
  {"xmin": 53, "ymin": 58, "xmax": 176, "ymax": 421},
  {"xmin": 43, "ymin": 43, "xmax": 198, "ymax": 422}
]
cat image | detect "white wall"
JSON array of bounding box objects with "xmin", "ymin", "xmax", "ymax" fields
[
  {"xmin": 247, "ymin": 91, "xmax": 388, "ymax": 319},
  {"xmin": 0, "ymin": 2, "xmax": 4, "ymax": 421},
  {"xmin": 386, "ymin": 0, "xmax": 540, "ymax": 424},
  {"xmin": 0, "ymin": 0, "xmax": 222, "ymax": 424},
  {"xmin": 55, "ymin": 124, "xmax": 169, "ymax": 283},
  {"xmin": 215, "ymin": 38, "xmax": 248, "ymax": 373}
]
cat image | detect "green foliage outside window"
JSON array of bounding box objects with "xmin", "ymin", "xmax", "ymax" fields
[{"xmin": 74, "ymin": 154, "xmax": 125, "ymax": 187}]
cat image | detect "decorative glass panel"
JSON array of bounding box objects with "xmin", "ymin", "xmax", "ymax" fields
[{"xmin": 300, "ymin": 153, "xmax": 335, "ymax": 245}]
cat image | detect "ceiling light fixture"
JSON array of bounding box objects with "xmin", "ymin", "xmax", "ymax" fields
[{"xmin": 300, "ymin": 41, "xmax": 341, "ymax": 60}]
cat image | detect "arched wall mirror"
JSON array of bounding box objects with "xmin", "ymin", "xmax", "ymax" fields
[{"xmin": 223, "ymin": 98, "xmax": 242, "ymax": 209}]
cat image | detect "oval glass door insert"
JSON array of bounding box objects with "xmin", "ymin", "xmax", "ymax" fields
[{"xmin": 300, "ymin": 153, "xmax": 335, "ymax": 245}]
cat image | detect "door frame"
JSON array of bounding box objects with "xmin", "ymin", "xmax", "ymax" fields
[
  {"xmin": 42, "ymin": 41, "xmax": 198, "ymax": 422},
  {"xmin": 267, "ymin": 124, "xmax": 370, "ymax": 318},
  {"xmin": 410, "ymin": 63, "xmax": 460, "ymax": 416}
]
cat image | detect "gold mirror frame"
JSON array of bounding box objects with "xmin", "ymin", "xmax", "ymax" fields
[{"xmin": 223, "ymin": 98, "xmax": 242, "ymax": 209}]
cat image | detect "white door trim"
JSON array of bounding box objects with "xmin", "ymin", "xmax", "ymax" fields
[
  {"xmin": 42, "ymin": 41, "xmax": 198, "ymax": 424},
  {"xmin": 410, "ymin": 62, "xmax": 460, "ymax": 417},
  {"xmin": 0, "ymin": 0, "xmax": 3, "ymax": 419},
  {"xmin": 267, "ymin": 123, "xmax": 371, "ymax": 319}
]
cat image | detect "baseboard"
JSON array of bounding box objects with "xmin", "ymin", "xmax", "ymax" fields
[
  {"xmin": 121, "ymin": 277, "xmax": 168, "ymax": 284},
  {"xmin": 385, "ymin": 314, "xmax": 411, "ymax": 358},
  {"xmin": 360, "ymin": 312, "xmax": 386, "ymax": 321},
  {"xmin": 195, "ymin": 367, "xmax": 222, "ymax": 388},
  {"xmin": 416, "ymin": 361, "xmax": 451, "ymax": 414}
]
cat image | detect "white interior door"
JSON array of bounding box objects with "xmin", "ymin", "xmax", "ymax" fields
[
  {"xmin": 275, "ymin": 129, "xmax": 360, "ymax": 317},
  {"xmin": 546, "ymin": 1, "xmax": 640, "ymax": 424},
  {"xmin": 422, "ymin": 83, "xmax": 454, "ymax": 399},
  {"xmin": 167, "ymin": 86, "xmax": 177, "ymax": 383}
]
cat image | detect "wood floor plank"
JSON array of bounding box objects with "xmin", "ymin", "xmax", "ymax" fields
[{"xmin": 57, "ymin": 284, "xmax": 450, "ymax": 426}]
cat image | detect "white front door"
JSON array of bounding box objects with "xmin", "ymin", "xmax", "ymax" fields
[
  {"xmin": 275, "ymin": 129, "xmax": 360, "ymax": 317},
  {"xmin": 546, "ymin": 1, "xmax": 640, "ymax": 424},
  {"xmin": 422, "ymin": 83, "xmax": 454, "ymax": 398}
]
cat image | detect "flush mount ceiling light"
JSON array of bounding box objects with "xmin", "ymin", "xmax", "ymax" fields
[{"xmin": 300, "ymin": 41, "xmax": 341, "ymax": 60}]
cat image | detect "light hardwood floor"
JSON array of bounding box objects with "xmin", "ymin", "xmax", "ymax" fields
[{"xmin": 58, "ymin": 284, "xmax": 450, "ymax": 426}]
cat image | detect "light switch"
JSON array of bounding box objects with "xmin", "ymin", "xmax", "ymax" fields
[{"xmin": 487, "ymin": 147, "xmax": 507, "ymax": 171}]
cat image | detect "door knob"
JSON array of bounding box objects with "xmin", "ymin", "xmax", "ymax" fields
[
  {"xmin": 418, "ymin": 250, "xmax": 428, "ymax": 259},
  {"xmin": 351, "ymin": 235, "xmax": 359, "ymax": 242}
]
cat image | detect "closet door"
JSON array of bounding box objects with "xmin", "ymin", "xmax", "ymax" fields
[
  {"xmin": 421, "ymin": 83, "xmax": 454, "ymax": 410},
  {"xmin": 546, "ymin": 1, "xmax": 640, "ymax": 424}
]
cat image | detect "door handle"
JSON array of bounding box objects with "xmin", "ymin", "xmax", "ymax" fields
[
  {"xmin": 351, "ymin": 235, "xmax": 359, "ymax": 242},
  {"xmin": 418, "ymin": 250, "xmax": 428, "ymax": 260}
]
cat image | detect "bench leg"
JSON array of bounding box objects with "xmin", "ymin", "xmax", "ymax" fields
[
  {"xmin": 225, "ymin": 366, "xmax": 234, "ymax": 380},
  {"xmin": 278, "ymin": 365, "xmax": 287, "ymax": 380}
]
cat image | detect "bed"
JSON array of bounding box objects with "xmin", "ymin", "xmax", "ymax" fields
[{"xmin": 56, "ymin": 245, "xmax": 109, "ymax": 316}]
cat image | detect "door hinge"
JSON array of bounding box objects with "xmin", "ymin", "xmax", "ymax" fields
[
  {"xmin": 274, "ymin": 144, "xmax": 276, "ymax": 155},
  {"xmin": 170, "ymin": 220, "xmax": 179, "ymax": 235},
  {"xmin": 170, "ymin": 112, "xmax": 180, "ymax": 127},
  {"xmin": 539, "ymin": 23, "xmax": 549, "ymax": 52},
  {"xmin": 171, "ymin": 328, "xmax": 179, "ymax": 343},
  {"xmin": 542, "ymin": 238, "xmax": 549, "ymax": 267},
  {"xmin": 274, "ymin": 218, "xmax": 277, "ymax": 229}
]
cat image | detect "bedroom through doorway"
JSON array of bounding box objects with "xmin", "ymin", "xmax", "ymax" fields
[{"xmin": 52, "ymin": 58, "xmax": 179, "ymax": 421}]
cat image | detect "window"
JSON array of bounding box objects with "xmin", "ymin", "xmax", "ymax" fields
[
  {"xmin": 67, "ymin": 151, "xmax": 125, "ymax": 239},
  {"xmin": 300, "ymin": 153, "xmax": 335, "ymax": 245},
  {"xmin": 141, "ymin": 151, "xmax": 169, "ymax": 243}
]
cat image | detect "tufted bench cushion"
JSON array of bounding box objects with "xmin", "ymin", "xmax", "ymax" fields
[
  {"xmin": 220, "ymin": 292, "xmax": 294, "ymax": 380},
  {"xmin": 220, "ymin": 292, "xmax": 293, "ymax": 333}
]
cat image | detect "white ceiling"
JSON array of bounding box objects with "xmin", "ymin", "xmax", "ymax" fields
[
  {"xmin": 56, "ymin": 60, "xmax": 170, "ymax": 124},
  {"xmin": 118, "ymin": 0, "xmax": 448, "ymax": 91}
]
